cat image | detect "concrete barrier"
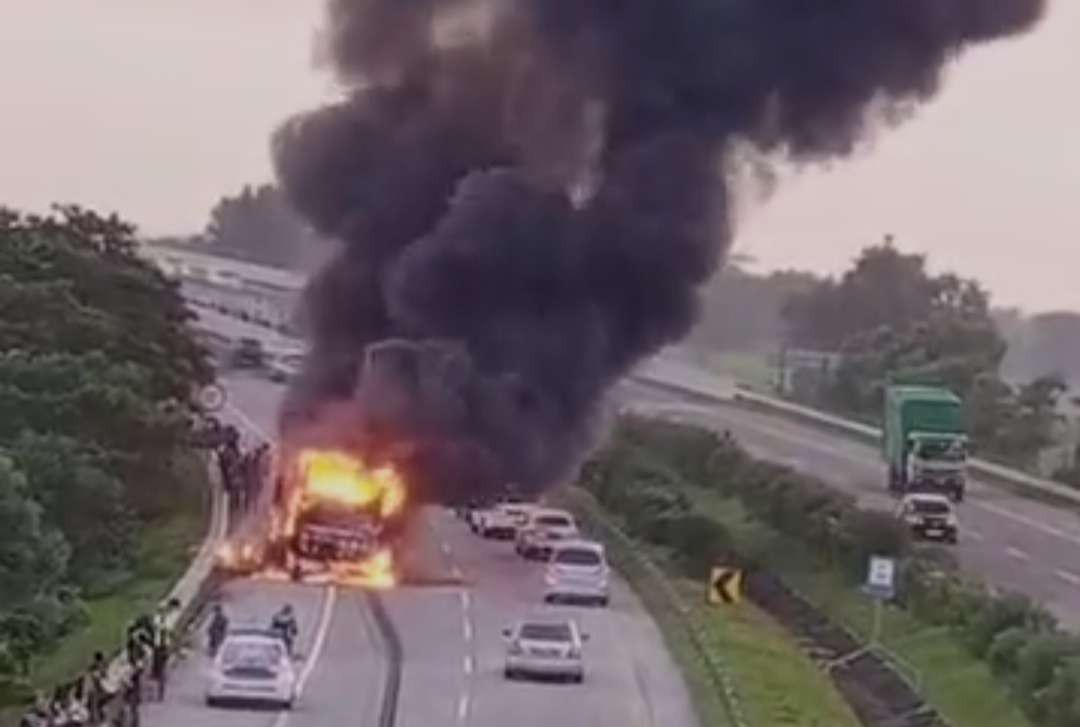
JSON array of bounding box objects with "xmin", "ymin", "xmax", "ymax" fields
[{"xmin": 632, "ymin": 356, "xmax": 1080, "ymax": 508}]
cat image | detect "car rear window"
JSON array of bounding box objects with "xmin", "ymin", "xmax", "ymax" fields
[
  {"xmin": 912, "ymin": 500, "xmax": 950, "ymax": 514},
  {"xmin": 520, "ymin": 623, "xmax": 572, "ymax": 641},
  {"xmin": 554, "ymin": 548, "xmax": 601, "ymax": 566},
  {"xmin": 222, "ymin": 641, "xmax": 283, "ymax": 668},
  {"xmin": 537, "ymin": 515, "xmax": 572, "ymax": 527}
]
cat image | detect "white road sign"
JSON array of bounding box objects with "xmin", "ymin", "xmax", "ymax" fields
[{"xmin": 867, "ymin": 556, "xmax": 896, "ymax": 592}]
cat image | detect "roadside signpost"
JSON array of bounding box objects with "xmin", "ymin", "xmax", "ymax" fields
[{"xmin": 862, "ymin": 555, "xmax": 896, "ymax": 645}]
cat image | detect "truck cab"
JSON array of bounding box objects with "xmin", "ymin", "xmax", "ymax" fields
[{"xmin": 905, "ymin": 432, "xmax": 968, "ymax": 501}]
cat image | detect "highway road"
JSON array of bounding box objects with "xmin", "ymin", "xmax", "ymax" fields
[
  {"xmin": 618, "ymin": 378, "xmax": 1080, "ymax": 630},
  {"xmin": 150, "ymin": 370, "xmax": 697, "ymax": 727}
]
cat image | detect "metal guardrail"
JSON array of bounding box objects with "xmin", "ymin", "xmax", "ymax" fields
[{"xmin": 632, "ymin": 356, "xmax": 1080, "ymax": 508}]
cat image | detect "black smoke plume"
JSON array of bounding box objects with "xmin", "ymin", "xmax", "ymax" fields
[{"xmin": 273, "ymin": 0, "xmax": 1045, "ymax": 504}]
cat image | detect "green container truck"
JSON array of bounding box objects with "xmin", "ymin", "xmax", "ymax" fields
[{"xmin": 884, "ymin": 385, "xmax": 968, "ymax": 501}]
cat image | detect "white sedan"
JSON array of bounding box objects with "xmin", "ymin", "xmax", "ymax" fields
[
  {"xmin": 503, "ymin": 619, "xmax": 588, "ymax": 683},
  {"xmin": 206, "ymin": 629, "xmax": 296, "ymax": 709}
]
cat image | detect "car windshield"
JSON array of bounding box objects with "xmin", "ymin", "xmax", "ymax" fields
[
  {"xmin": 221, "ymin": 640, "xmax": 282, "ymax": 667},
  {"xmin": 519, "ymin": 623, "xmax": 572, "ymax": 642},
  {"xmin": 915, "ymin": 438, "xmax": 966, "ymax": 462},
  {"xmin": 554, "ymin": 548, "xmax": 601, "ymax": 566},
  {"xmin": 911, "ymin": 500, "xmax": 951, "ymax": 515},
  {"xmin": 537, "ymin": 515, "xmax": 572, "ymax": 527}
]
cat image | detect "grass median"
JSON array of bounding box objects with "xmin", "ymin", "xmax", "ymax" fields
[
  {"xmin": 558, "ymin": 487, "xmax": 861, "ymax": 727},
  {"xmin": 682, "ymin": 483, "xmax": 1035, "ymax": 727}
]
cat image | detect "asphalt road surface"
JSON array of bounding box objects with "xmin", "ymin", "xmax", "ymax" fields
[
  {"xmin": 151, "ymin": 370, "xmax": 697, "ymax": 727},
  {"xmin": 618, "ymin": 378, "xmax": 1080, "ymax": 630}
]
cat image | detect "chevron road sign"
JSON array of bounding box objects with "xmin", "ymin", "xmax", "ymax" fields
[{"xmin": 708, "ymin": 567, "xmax": 743, "ymax": 605}]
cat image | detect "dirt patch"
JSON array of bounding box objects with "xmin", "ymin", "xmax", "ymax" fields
[{"xmin": 746, "ymin": 570, "xmax": 948, "ymax": 727}]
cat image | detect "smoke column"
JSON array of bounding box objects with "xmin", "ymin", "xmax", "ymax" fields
[{"xmin": 274, "ymin": 0, "xmax": 1045, "ymax": 504}]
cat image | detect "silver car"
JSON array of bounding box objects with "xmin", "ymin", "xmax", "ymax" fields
[
  {"xmin": 543, "ymin": 540, "xmax": 610, "ymax": 606},
  {"xmin": 503, "ymin": 619, "xmax": 588, "ymax": 682},
  {"xmin": 205, "ymin": 630, "xmax": 296, "ymax": 709}
]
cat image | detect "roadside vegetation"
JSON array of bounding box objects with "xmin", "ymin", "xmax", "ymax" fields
[
  {"xmin": 560, "ymin": 488, "xmax": 861, "ymax": 727},
  {"xmin": 575, "ymin": 414, "xmax": 1080, "ymax": 727},
  {"xmin": 0, "ymin": 206, "xmax": 212, "ymax": 705}
]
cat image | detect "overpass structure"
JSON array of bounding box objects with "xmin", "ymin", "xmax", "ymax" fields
[{"xmin": 140, "ymin": 242, "xmax": 305, "ymax": 331}]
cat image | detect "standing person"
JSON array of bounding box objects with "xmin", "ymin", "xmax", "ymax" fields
[
  {"xmin": 206, "ymin": 604, "xmax": 229, "ymax": 657},
  {"xmin": 269, "ymin": 605, "xmax": 298, "ymax": 657},
  {"xmin": 87, "ymin": 651, "xmax": 108, "ymax": 724},
  {"xmin": 122, "ymin": 662, "xmax": 143, "ymax": 727},
  {"xmin": 148, "ymin": 603, "xmax": 172, "ymax": 702}
]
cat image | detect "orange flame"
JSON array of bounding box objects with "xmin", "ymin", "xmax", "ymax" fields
[{"xmin": 295, "ymin": 449, "xmax": 406, "ymax": 516}]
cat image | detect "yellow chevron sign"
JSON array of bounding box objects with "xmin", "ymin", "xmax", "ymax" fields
[{"xmin": 708, "ymin": 567, "xmax": 743, "ymax": 605}]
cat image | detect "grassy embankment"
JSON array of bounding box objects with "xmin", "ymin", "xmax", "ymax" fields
[{"xmin": 556, "ymin": 488, "xmax": 862, "ymax": 727}]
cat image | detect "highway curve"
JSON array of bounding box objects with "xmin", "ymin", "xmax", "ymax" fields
[
  {"xmin": 148, "ymin": 371, "xmax": 697, "ymax": 727},
  {"xmin": 618, "ymin": 378, "xmax": 1080, "ymax": 630}
]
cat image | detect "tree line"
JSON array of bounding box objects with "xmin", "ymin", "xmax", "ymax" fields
[{"xmin": 0, "ymin": 206, "xmax": 210, "ymax": 699}]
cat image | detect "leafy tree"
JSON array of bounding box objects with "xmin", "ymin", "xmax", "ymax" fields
[
  {"xmin": 203, "ymin": 183, "xmax": 313, "ymax": 269},
  {"xmin": 0, "ymin": 458, "xmax": 69, "ymax": 609},
  {"xmin": 691, "ymin": 261, "xmax": 818, "ymax": 351}
]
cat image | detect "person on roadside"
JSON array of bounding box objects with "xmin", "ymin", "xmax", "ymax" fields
[
  {"xmin": 207, "ymin": 604, "xmax": 229, "ymax": 657},
  {"xmin": 87, "ymin": 651, "xmax": 108, "ymax": 724},
  {"xmin": 269, "ymin": 604, "xmax": 298, "ymax": 657}
]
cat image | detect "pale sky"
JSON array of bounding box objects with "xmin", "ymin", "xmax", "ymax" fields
[{"xmin": 0, "ymin": 1, "xmax": 1076, "ymax": 313}]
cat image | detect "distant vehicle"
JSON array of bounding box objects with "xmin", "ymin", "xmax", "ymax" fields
[
  {"xmin": 503, "ymin": 619, "xmax": 587, "ymax": 682},
  {"xmin": 267, "ymin": 351, "xmax": 305, "ymax": 383},
  {"xmin": 516, "ymin": 509, "xmax": 578, "ymax": 560},
  {"xmin": 884, "ymin": 385, "xmax": 968, "ymax": 501},
  {"xmin": 205, "ymin": 630, "xmax": 296, "ymax": 709},
  {"xmin": 474, "ymin": 501, "xmax": 534, "ymax": 539},
  {"xmin": 230, "ymin": 337, "xmax": 266, "ymax": 369},
  {"xmin": 895, "ymin": 493, "xmax": 959, "ymax": 544},
  {"xmin": 543, "ymin": 540, "xmax": 610, "ymax": 606}
]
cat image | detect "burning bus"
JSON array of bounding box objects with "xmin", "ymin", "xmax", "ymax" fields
[{"xmin": 219, "ymin": 445, "xmax": 407, "ymax": 588}]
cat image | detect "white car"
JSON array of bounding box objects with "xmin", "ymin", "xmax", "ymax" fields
[
  {"xmin": 205, "ymin": 629, "xmax": 296, "ymax": 709},
  {"xmin": 543, "ymin": 540, "xmax": 610, "ymax": 606},
  {"xmin": 475, "ymin": 502, "xmax": 534, "ymax": 539},
  {"xmin": 895, "ymin": 493, "xmax": 959, "ymax": 544},
  {"xmin": 516, "ymin": 509, "xmax": 579, "ymax": 560},
  {"xmin": 503, "ymin": 618, "xmax": 588, "ymax": 682},
  {"xmin": 267, "ymin": 351, "xmax": 305, "ymax": 383}
]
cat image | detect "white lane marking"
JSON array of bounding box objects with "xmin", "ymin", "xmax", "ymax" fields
[
  {"xmin": 460, "ymin": 589, "xmax": 471, "ymax": 609},
  {"xmin": 457, "ymin": 694, "xmax": 470, "ymax": 724},
  {"xmin": 296, "ymin": 586, "xmax": 337, "ymax": 693},
  {"xmin": 463, "ymin": 655, "xmax": 474, "ymax": 674},
  {"xmin": 463, "ymin": 618, "xmax": 473, "ymax": 642},
  {"xmin": 960, "ymin": 527, "xmax": 985, "ymax": 542},
  {"xmin": 225, "ymin": 401, "xmax": 271, "ymax": 441},
  {"xmin": 975, "ymin": 501, "xmax": 1080, "ymax": 546},
  {"xmin": 441, "ymin": 541, "xmax": 453, "ymax": 556},
  {"xmin": 1055, "ymin": 569, "xmax": 1080, "ymax": 586},
  {"xmin": 451, "ymin": 564, "xmax": 463, "ymax": 579},
  {"xmin": 271, "ymin": 585, "xmax": 337, "ymax": 727},
  {"xmin": 1005, "ymin": 547, "xmax": 1030, "ymax": 562}
]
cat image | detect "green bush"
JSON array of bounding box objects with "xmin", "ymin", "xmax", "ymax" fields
[
  {"xmin": 1014, "ymin": 635, "xmax": 1080, "ymax": 718},
  {"xmin": 1036, "ymin": 656, "xmax": 1080, "ymax": 727},
  {"xmin": 965, "ymin": 594, "xmax": 1051, "ymax": 659},
  {"xmin": 988, "ymin": 627, "xmax": 1031, "ymax": 679}
]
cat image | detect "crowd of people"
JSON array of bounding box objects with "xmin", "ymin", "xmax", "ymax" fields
[
  {"xmin": 216, "ymin": 430, "xmax": 270, "ymax": 519},
  {"xmin": 19, "ymin": 600, "xmax": 180, "ymax": 727}
]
